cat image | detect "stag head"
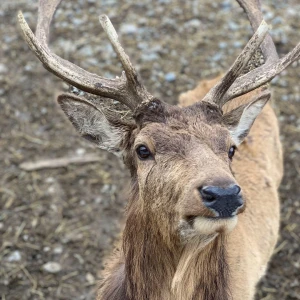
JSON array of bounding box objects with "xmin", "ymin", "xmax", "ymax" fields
[
  {"xmin": 18, "ymin": 0, "xmax": 300, "ymax": 239},
  {"xmin": 57, "ymin": 89, "xmax": 270, "ymax": 238}
]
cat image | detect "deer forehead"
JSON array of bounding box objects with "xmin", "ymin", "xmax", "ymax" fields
[{"xmin": 135, "ymin": 119, "xmax": 231, "ymax": 156}]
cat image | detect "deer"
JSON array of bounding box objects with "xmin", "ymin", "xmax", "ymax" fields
[{"xmin": 18, "ymin": 0, "xmax": 300, "ymax": 299}]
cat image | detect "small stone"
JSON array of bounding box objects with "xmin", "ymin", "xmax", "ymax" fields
[
  {"xmin": 53, "ymin": 245, "xmax": 63, "ymax": 254},
  {"xmin": 22, "ymin": 234, "xmax": 29, "ymax": 241},
  {"xmin": 94, "ymin": 196, "xmax": 102, "ymax": 204},
  {"xmin": 218, "ymin": 42, "xmax": 227, "ymax": 49},
  {"xmin": 221, "ymin": 0, "xmax": 232, "ymax": 10},
  {"xmin": 79, "ymin": 45, "xmax": 93, "ymax": 57},
  {"xmin": 120, "ymin": 24, "xmax": 138, "ymax": 35},
  {"xmin": 46, "ymin": 177, "xmax": 55, "ymax": 183},
  {"xmin": 24, "ymin": 64, "xmax": 33, "ymax": 72},
  {"xmin": 165, "ymin": 72, "xmax": 176, "ymax": 82},
  {"xmin": 141, "ymin": 52, "xmax": 159, "ymax": 62},
  {"xmin": 76, "ymin": 148, "xmax": 86, "ymax": 155},
  {"xmin": 41, "ymin": 107, "xmax": 47, "ymax": 114},
  {"xmin": 293, "ymin": 142, "xmax": 300, "ymax": 152},
  {"xmin": 72, "ymin": 17, "xmax": 84, "ymax": 26},
  {"xmin": 0, "ymin": 64, "xmax": 8, "ymax": 74},
  {"xmin": 272, "ymin": 16, "xmax": 283, "ymax": 25},
  {"xmin": 7, "ymin": 251, "xmax": 21, "ymax": 262},
  {"xmin": 292, "ymin": 61, "xmax": 299, "ymax": 68},
  {"xmin": 211, "ymin": 52, "xmax": 223, "ymax": 62},
  {"xmin": 184, "ymin": 19, "xmax": 201, "ymax": 29},
  {"xmin": 228, "ymin": 21, "xmax": 239, "ymax": 31},
  {"xmin": 86, "ymin": 272, "xmax": 95, "ymax": 284},
  {"xmin": 282, "ymin": 95, "xmax": 289, "ymax": 101},
  {"xmin": 101, "ymin": 184, "xmax": 110, "ymax": 193},
  {"xmin": 233, "ymin": 41, "xmax": 243, "ymax": 48},
  {"xmin": 42, "ymin": 262, "xmax": 62, "ymax": 273},
  {"xmin": 290, "ymin": 278, "xmax": 299, "ymax": 287}
]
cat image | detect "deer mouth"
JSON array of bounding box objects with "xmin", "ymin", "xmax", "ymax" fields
[{"xmin": 183, "ymin": 215, "xmax": 238, "ymax": 235}]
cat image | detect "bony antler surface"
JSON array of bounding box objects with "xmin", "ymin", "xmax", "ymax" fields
[
  {"xmin": 206, "ymin": 0, "xmax": 300, "ymax": 106},
  {"xmin": 203, "ymin": 20, "xmax": 269, "ymax": 106},
  {"xmin": 18, "ymin": 0, "xmax": 153, "ymax": 111}
]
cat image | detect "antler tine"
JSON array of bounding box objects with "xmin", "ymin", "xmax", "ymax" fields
[
  {"xmin": 236, "ymin": 0, "xmax": 278, "ymax": 63},
  {"xmin": 18, "ymin": 1, "xmax": 154, "ymax": 111},
  {"xmin": 203, "ymin": 21, "xmax": 269, "ymax": 106},
  {"xmin": 35, "ymin": 0, "xmax": 62, "ymax": 45},
  {"xmin": 100, "ymin": 15, "xmax": 145, "ymax": 92},
  {"xmin": 203, "ymin": 1, "xmax": 300, "ymax": 107},
  {"xmin": 223, "ymin": 42, "xmax": 300, "ymax": 103},
  {"xmin": 220, "ymin": 0, "xmax": 300, "ymax": 104}
]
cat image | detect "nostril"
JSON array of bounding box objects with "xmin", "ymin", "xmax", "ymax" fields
[
  {"xmin": 232, "ymin": 184, "xmax": 241, "ymax": 195},
  {"xmin": 199, "ymin": 186, "xmax": 217, "ymax": 202}
]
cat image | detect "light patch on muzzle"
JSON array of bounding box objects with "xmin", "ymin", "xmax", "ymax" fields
[{"xmin": 193, "ymin": 216, "xmax": 238, "ymax": 235}]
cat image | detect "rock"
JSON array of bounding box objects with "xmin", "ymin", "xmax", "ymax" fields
[
  {"xmin": 7, "ymin": 251, "xmax": 21, "ymax": 262},
  {"xmin": 218, "ymin": 42, "xmax": 227, "ymax": 49},
  {"xmin": 233, "ymin": 41, "xmax": 243, "ymax": 48},
  {"xmin": 76, "ymin": 148, "xmax": 86, "ymax": 155},
  {"xmin": 165, "ymin": 72, "xmax": 176, "ymax": 82},
  {"xmin": 53, "ymin": 245, "xmax": 63, "ymax": 255},
  {"xmin": 86, "ymin": 272, "xmax": 95, "ymax": 284},
  {"xmin": 72, "ymin": 17, "xmax": 84, "ymax": 26},
  {"xmin": 42, "ymin": 262, "xmax": 62, "ymax": 273},
  {"xmin": 0, "ymin": 64, "xmax": 8, "ymax": 74},
  {"xmin": 221, "ymin": 0, "xmax": 232, "ymax": 11},
  {"xmin": 228, "ymin": 21, "xmax": 239, "ymax": 31},
  {"xmin": 79, "ymin": 45, "xmax": 94, "ymax": 57},
  {"xmin": 184, "ymin": 19, "xmax": 201, "ymax": 29},
  {"xmin": 120, "ymin": 24, "xmax": 138, "ymax": 35},
  {"xmin": 211, "ymin": 52, "xmax": 223, "ymax": 62},
  {"xmin": 282, "ymin": 95, "xmax": 289, "ymax": 101}
]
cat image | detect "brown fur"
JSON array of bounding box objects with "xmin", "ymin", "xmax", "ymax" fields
[{"xmin": 96, "ymin": 77, "xmax": 282, "ymax": 300}]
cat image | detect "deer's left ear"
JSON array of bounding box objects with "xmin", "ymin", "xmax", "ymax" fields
[
  {"xmin": 222, "ymin": 91, "xmax": 270, "ymax": 145},
  {"xmin": 57, "ymin": 93, "xmax": 135, "ymax": 154}
]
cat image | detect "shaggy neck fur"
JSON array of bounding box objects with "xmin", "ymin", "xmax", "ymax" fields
[{"xmin": 100, "ymin": 188, "xmax": 231, "ymax": 300}]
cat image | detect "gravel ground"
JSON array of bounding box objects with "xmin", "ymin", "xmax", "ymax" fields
[{"xmin": 0, "ymin": 0, "xmax": 299, "ymax": 299}]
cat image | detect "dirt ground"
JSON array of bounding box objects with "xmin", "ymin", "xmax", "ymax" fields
[{"xmin": 0, "ymin": 0, "xmax": 299, "ymax": 299}]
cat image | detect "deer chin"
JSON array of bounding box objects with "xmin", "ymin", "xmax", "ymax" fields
[
  {"xmin": 178, "ymin": 215, "xmax": 238, "ymax": 242},
  {"xmin": 193, "ymin": 216, "xmax": 238, "ymax": 235}
]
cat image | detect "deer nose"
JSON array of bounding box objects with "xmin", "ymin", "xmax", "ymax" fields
[{"xmin": 199, "ymin": 185, "xmax": 243, "ymax": 218}]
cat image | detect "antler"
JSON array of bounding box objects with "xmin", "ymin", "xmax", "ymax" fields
[
  {"xmin": 203, "ymin": 0, "xmax": 300, "ymax": 107},
  {"xmin": 236, "ymin": 0, "xmax": 278, "ymax": 63},
  {"xmin": 202, "ymin": 20, "xmax": 269, "ymax": 106},
  {"xmin": 18, "ymin": 0, "xmax": 153, "ymax": 111}
]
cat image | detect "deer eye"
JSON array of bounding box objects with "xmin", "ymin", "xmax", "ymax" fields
[
  {"xmin": 228, "ymin": 146, "xmax": 236, "ymax": 160},
  {"xmin": 136, "ymin": 145, "xmax": 152, "ymax": 160}
]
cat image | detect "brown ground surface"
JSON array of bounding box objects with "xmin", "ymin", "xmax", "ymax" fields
[{"xmin": 0, "ymin": 0, "xmax": 299, "ymax": 299}]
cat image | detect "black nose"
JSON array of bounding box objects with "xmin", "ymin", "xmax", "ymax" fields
[{"xmin": 199, "ymin": 185, "xmax": 243, "ymax": 218}]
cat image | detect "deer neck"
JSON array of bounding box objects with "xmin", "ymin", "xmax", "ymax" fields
[
  {"xmin": 123, "ymin": 207, "xmax": 179, "ymax": 300},
  {"xmin": 122, "ymin": 199, "xmax": 231, "ymax": 300},
  {"xmin": 172, "ymin": 234, "xmax": 231, "ymax": 300}
]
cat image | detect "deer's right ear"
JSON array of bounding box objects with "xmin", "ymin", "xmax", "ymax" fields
[
  {"xmin": 57, "ymin": 94, "xmax": 134, "ymax": 154},
  {"xmin": 222, "ymin": 91, "xmax": 271, "ymax": 146}
]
